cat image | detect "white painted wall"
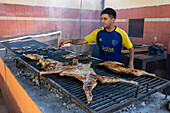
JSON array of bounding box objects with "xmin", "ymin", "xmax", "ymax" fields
[
  {"xmin": 0, "ymin": 0, "xmax": 101, "ymax": 10},
  {"xmin": 1, "ymin": 0, "xmax": 169, "ymax": 11},
  {"xmin": 105, "ymin": 0, "xmax": 170, "ymax": 9},
  {"xmin": 82, "ymin": 0, "xmax": 101, "ymax": 10},
  {"xmin": 0, "ymin": 0, "xmax": 79, "ymax": 8}
]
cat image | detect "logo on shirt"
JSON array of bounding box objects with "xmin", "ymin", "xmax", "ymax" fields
[
  {"xmin": 102, "ymin": 46, "xmax": 114, "ymax": 52},
  {"xmin": 99, "ymin": 38, "xmax": 102, "ymax": 41},
  {"xmin": 112, "ymin": 40, "xmax": 118, "ymax": 46}
]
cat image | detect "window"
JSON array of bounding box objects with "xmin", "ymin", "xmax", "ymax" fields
[{"xmin": 128, "ymin": 19, "xmax": 144, "ymax": 38}]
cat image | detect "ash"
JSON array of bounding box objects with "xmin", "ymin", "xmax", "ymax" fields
[
  {"xmin": 0, "ymin": 49, "xmax": 85, "ymax": 113},
  {"xmin": 0, "ymin": 49, "xmax": 169, "ymax": 113},
  {"xmin": 116, "ymin": 92, "xmax": 170, "ymax": 113}
]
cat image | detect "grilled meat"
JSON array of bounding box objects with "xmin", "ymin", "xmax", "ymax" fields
[
  {"xmin": 37, "ymin": 58, "xmax": 68, "ymax": 69},
  {"xmin": 22, "ymin": 46, "xmax": 31, "ymax": 49},
  {"xmin": 61, "ymin": 53, "xmax": 80, "ymax": 59},
  {"xmin": 62, "ymin": 53, "xmax": 91, "ymax": 61},
  {"xmin": 40, "ymin": 60, "xmax": 138, "ymax": 104},
  {"xmin": 76, "ymin": 55, "xmax": 91, "ymax": 61},
  {"xmin": 38, "ymin": 47, "xmax": 47, "ymax": 51},
  {"xmin": 16, "ymin": 50, "xmax": 25, "ymax": 53},
  {"xmin": 41, "ymin": 61, "xmax": 98, "ymax": 104},
  {"xmin": 72, "ymin": 58, "xmax": 79, "ymax": 65},
  {"xmin": 26, "ymin": 49, "xmax": 36, "ymax": 52},
  {"xmin": 11, "ymin": 47, "xmax": 19, "ymax": 50},
  {"xmin": 130, "ymin": 69, "xmax": 156, "ymax": 77},
  {"xmin": 95, "ymin": 74, "xmax": 138, "ymax": 85},
  {"xmin": 47, "ymin": 46, "xmax": 60, "ymax": 51},
  {"xmin": 99, "ymin": 61, "xmax": 155, "ymax": 77},
  {"xmin": 22, "ymin": 54, "xmax": 47, "ymax": 60}
]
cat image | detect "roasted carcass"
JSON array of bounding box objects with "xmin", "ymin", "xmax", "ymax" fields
[
  {"xmin": 40, "ymin": 59, "xmax": 138, "ymax": 104},
  {"xmin": 37, "ymin": 58, "xmax": 68, "ymax": 69},
  {"xmin": 22, "ymin": 54, "xmax": 47, "ymax": 60},
  {"xmin": 99, "ymin": 61, "xmax": 156, "ymax": 77}
]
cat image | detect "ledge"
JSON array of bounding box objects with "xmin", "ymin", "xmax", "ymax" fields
[{"xmin": 0, "ymin": 58, "xmax": 42, "ymax": 113}]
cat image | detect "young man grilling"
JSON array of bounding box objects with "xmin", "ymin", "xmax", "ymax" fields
[{"xmin": 58, "ymin": 8, "xmax": 134, "ymax": 69}]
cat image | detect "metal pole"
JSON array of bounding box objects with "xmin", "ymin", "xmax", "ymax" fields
[
  {"xmin": 79, "ymin": 0, "xmax": 82, "ymax": 38},
  {"xmin": 100, "ymin": 0, "xmax": 105, "ymax": 27}
]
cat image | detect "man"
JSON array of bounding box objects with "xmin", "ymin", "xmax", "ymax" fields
[{"xmin": 58, "ymin": 8, "xmax": 134, "ymax": 69}]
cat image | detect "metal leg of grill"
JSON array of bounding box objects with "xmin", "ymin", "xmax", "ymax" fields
[
  {"xmin": 164, "ymin": 86, "xmax": 169, "ymax": 100},
  {"xmin": 5, "ymin": 48, "xmax": 7, "ymax": 56},
  {"xmin": 136, "ymin": 83, "xmax": 150, "ymax": 98},
  {"xmin": 38, "ymin": 76, "xmax": 41, "ymax": 89},
  {"xmin": 15, "ymin": 58, "xmax": 19, "ymax": 68}
]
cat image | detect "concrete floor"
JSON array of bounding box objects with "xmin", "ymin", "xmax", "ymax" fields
[{"xmin": 0, "ymin": 90, "xmax": 8, "ymax": 113}]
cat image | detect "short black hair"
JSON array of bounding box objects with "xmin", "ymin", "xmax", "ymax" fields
[{"xmin": 101, "ymin": 8, "xmax": 116, "ymax": 19}]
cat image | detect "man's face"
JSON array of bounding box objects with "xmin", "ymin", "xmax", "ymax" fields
[{"xmin": 101, "ymin": 14, "xmax": 115, "ymax": 29}]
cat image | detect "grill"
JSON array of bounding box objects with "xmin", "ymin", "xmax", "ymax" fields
[{"xmin": 1, "ymin": 40, "xmax": 170, "ymax": 113}]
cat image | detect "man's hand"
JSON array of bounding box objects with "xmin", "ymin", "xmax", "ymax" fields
[
  {"xmin": 58, "ymin": 38, "xmax": 88, "ymax": 47},
  {"xmin": 58, "ymin": 39, "xmax": 88, "ymax": 47},
  {"xmin": 58, "ymin": 39, "xmax": 71, "ymax": 47}
]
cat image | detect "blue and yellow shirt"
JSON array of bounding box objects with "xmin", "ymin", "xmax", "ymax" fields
[{"xmin": 84, "ymin": 26, "xmax": 133, "ymax": 62}]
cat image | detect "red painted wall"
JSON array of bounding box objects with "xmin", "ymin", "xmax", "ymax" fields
[
  {"xmin": 1, "ymin": 3, "xmax": 169, "ymax": 50},
  {"xmin": 0, "ymin": 3, "xmax": 100, "ymax": 40},
  {"xmin": 115, "ymin": 5, "xmax": 170, "ymax": 47}
]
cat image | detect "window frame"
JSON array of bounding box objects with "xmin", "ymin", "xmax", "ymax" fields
[{"xmin": 128, "ymin": 19, "xmax": 144, "ymax": 38}]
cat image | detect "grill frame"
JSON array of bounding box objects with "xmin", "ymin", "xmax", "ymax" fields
[{"xmin": 1, "ymin": 40, "xmax": 170, "ymax": 113}]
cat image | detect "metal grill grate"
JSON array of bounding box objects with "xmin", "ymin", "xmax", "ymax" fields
[{"xmin": 1, "ymin": 40, "xmax": 170, "ymax": 113}]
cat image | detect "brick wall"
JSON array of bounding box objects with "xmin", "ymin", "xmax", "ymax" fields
[
  {"xmin": 0, "ymin": 3, "xmax": 100, "ymax": 40},
  {"xmin": 115, "ymin": 5, "xmax": 170, "ymax": 47}
]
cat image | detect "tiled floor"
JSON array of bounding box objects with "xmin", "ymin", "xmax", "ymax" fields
[{"xmin": 0, "ymin": 89, "xmax": 8, "ymax": 113}]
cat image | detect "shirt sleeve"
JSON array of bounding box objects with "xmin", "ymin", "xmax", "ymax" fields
[
  {"xmin": 122, "ymin": 31, "xmax": 133, "ymax": 49},
  {"xmin": 116, "ymin": 28, "xmax": 133, "ymax": 49},
  {"xmin": 84, "ymin": 27, "xmax": 104, "ymax": 45}
]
